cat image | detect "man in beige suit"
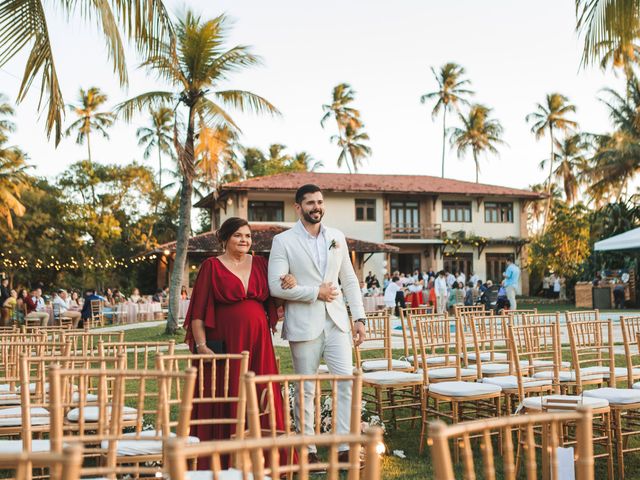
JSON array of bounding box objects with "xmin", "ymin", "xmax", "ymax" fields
[{"xmin": 268, "ymin": 184, "xmax": 366, "ymax": 465}]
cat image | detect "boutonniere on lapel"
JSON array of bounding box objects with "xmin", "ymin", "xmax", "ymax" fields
[{"xmin": 329, "ymin": 239, "xmax": 339, "ymax": 250}]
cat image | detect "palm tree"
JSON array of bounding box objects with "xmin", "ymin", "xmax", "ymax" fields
[
  {"xmin": 321, "ymin": 83, "xmax": 364, "ymax": 173},
  {"xmin": 0, "ymin": 147, "xmax": 30, "ymax": 229},
  {"xmin": 291, "ymin": 152, "xmax": 324, "ymax": 172},
  {"xmin": 137, "ymin": 107, "xmax": 175, "ymax": 187},
  {"xmin": 0, "ymin": 95, "xmax": 15, "ymax": 144},
  {"xmin": 448, "ymin": 104, "xmax": 504, "ymax": 183},
  {"xmin": 576, "ymin": 0, "xmax": 640, "ymax": 68},
  {"xmin": 195, "ymin": 125, "xmax": 240, "ymax": 190},
  {"xmin": 596, "ymin": 35, "xmax": 640, "ymax": 83},
  {"xmin": 64, "ymin": 87, "xmax": 113, "ymax": 163},
  {"xmin": 331, "ymin": 123, "xmax": 372, "ymax": 173},
  {"xmin": 116, "ymin": 11, "xmax": 279, "ymax": 334},
  {"xmin": 420, "ymin": 63, "xmax": 474, "ymax": 178},
  {"xmin": 526, "ymin": 93, "xmax": 578, "ymax": 230},
  {"xmin": 0, "ymin": 0, "xmax": 172, "ymax": 145},
  {"xmin": 540, "ymin": 134, "xmax": 588, "ymax": 205}
]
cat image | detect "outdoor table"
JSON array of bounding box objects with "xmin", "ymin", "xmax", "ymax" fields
[
  {"xmin": 363, "ymin": 296, "xmax": 385, "ymax": 313},
  {"xmin": 115, "ymin": 302, "xmax": 162, "ymax": 323}
]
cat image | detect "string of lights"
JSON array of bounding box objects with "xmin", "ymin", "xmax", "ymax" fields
[{"xmin": 0, "ymin": 251, "xmax": 158, "ymax": 272}]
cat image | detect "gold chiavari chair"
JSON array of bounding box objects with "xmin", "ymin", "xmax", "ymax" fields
[
  {"xmin": 0, "ymin": 444, "xmax": 83, "ymax": 480},
  {"xmin": 61, "ymin": 330, "xmax": 125, "ymax": 356},
  {"xmin": 510, "ymin": 320, "xmax": 613, "ymax": 478},
  {"xmin": 87, "ymin": 300, "xmax": 104, "ymax": 328},
  {"xmin": 566, "ymin": 309, "xmax": 600, "ymax": 323},
  {"xmin": 620, "ymin": 316, "xmax": 640, "ymax": 388},
  {"xmin": 573, "ymin": 324, "xmax": 640, "ymax": 479},
  {"xmin": 354, "ymin": 314, "xmax": 422, "ymax": 428},
  {"xmin": 156, "ymin": 352, "xmax": 250, "ymax": 447},
  {"xmin": 404, "ymin": 313, "xmax": 449, "ymax": 369},
  {"xmin": 429, "ymin": 407, "xmax": 594, "ymax": 480},
  {"xmin": 399, "ymin": 306, "xmax": 434, "ymax": 359},
  {"xmin": 244, "ymin": 371, "xmax": 367, "ymax": 476},
  {"xmin": 48, "ymin": 365, "xmax": 197, "ymax": 478},
  {"xmin": 417, "ymin": 315, "xmax": 501, "ymax": 454},
  {"xmin": 98, "ymin": 340, "xmax": 175, "ymax": 369},
  {"xmin": 354, "ymin": 313, "xmax": 412, "ymax": 372},
  {"xmin": 167, "ymin": 429, "xmax": 384, "ymax": 480},
  {"xmin": 466, "ymin": 313, "xmax": 512, "ymax": 376}
]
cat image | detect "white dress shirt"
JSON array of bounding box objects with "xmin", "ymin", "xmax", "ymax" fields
[
  {"xmin": 301, "ymin": 222, "xmax": 328, "ymax": 276},
  {"xmin": 435, "ymin": 276, "xmax": 449, "ymax": 296},
  {"xmin": 384, "ymin": 282, "xmax": 401, "ymax": 307},
  {"xmin": 52, "ymin": 296, "xmax": 69, "ymax": 313}
]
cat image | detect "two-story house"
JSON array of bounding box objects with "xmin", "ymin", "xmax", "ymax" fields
[{"xmin": 194, "ymin": 172, "xmax": 542, "ymax": 295}]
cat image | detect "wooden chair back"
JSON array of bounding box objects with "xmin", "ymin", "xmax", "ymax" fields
[
  {"xmin": 429, "ymin": 408, "xmax": 594, "ymax": 480},
  {"xmin": 167, "ymin": 428, "xmax": 383, "ymax": 480},
  {"xmin": 62, "ymin": 330, "xmax": 125, "ymax": 356},
  {"xmin": 155, "ymin": 351, "xmax": 250, "ymax": 437},
  {"xmin": 509, "ymin": 322, "xmax": 562, "ymax": 401},
  {"xmin": 98, "ymin": 340, "xmax": 175, "ymax": 369},
  {"xmin": 565, "ymin": 310, "xmax": 600, "ymax": 323},
  {"xmin": 467, "ymin": 314, "xmax": 513, "ymax": 378},
  {"xmin": 566, "ymin": 318, "xmax": 615, "ymax": 392},
  {"xmin": 521, "ymin": 312, "xmax": 562, "ymax": 327},
  {"xmin": 243, "ymin": 371, "xmax": 363, "ymax": 440},
  {"xmin": 414, "ymin": 315, "xmax": 464, "ymax": 385},
  {"xmin": 48, "ymin": 364, "xmax": 197, "ymax": 478},
  {"xmin": 620, "ymin": 316, "xmax": 640, "ymax": 386},
  {"xmin": 399, "ymin": 306, "xmax": 436, "ymax": 359},
  {"xmin": 88, "ymin": 300, "xmax": 103, "ymax": 328},
  {"xmin": 353, "ymin": 314, "xmax": 396, "ymax": 372}
]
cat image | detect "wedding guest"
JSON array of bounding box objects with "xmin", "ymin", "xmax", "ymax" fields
[
  {"xmin": 152, "ymin": 289, "xmax": 164, "ymax": 303},
  {"xmin": 180, "ymin": 286, "xmax": 189, "ymax": 300},
  {"xmin": 183, "ymin": 217, "xmax": 294, "ymax": 466},
  {"xmin": 69, "ymin": 291, "xmax": 82, "ymax": 308},
  {"xmin": 435, "ymin": 271, "xmax": 448, "ymax": 314},
  {"xmin": 1, "ymin": 289, "xmax": 16, "ymax": 325},
  {"xmin": 53, "ymin": 289, "xmax": 81, "ymax": 328},
  {"xmin": 25, "ymin": 288, "xmax": 49, "ymax": 326},
  {"xmin": 129, "ymin": 288, "xmax": 141, "ymax": 303}
]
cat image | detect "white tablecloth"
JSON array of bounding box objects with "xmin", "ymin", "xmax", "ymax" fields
[
  {"xmin": 363, "ymin": 296, "xmax": 385, "ymax": 313},
  {"xmin": 114, "ymin": 302, "xmax": 162, "ymax": 324},
  {"xmin": 178, "ymin": 299, "xmax": 190, "ymax": 319}
]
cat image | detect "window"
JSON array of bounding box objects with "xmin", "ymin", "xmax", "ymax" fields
[
  {"xmin": 442, "ymin": 201, "xmax": 472, "ymax": 222},
  {"xmin": 484, "ymin": 202, "xmax": 513, "ymax": 223},
  {"xmin": 355, "ymin": 199, "xmax": 376, "ymax": 221},
  {"xmin": 390, "ymin": 201, "xmax": 420, "ymax": 235},
  {"xmin": 444, "ymin": 253, "xmax": 473, "ymax": 278},
  {"xmin": 486, "ymin": 254, "xmax": 511, "ymax": 283},
  {"xmin": 248, "ymin": 201, "xmax": 284, "ymax": 222}
]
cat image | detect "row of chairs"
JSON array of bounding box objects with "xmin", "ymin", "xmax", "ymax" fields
[{"xmin": 352, "ymin": 306, "xmax": 640, "ymax": 479}]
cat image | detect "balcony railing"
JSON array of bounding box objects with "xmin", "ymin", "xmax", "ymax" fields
[{"xmin": 384, "ymin": 223, "xmax": 442, "ymax": 239}]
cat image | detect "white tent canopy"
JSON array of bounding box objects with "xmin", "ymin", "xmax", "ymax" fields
[{"xmin": 594, "ymin": 227, "xmax": 640, "ymax": 251}]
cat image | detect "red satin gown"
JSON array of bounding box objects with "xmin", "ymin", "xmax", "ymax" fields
[{"xmin": 183, "ymin": 255, "xmax": 287, "ymax": 468}]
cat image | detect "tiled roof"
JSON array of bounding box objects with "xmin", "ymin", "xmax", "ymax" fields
[
  {"xmin": 222, "ymin": 172, "xmax": 541, "ymax": 197},
  {"xmin": 150, "ymin": 223, "xmax": 398, "ymax": 255}
]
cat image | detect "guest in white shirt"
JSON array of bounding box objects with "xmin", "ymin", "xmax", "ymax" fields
[
  {"xmin": 446, "ymin": 271, "xmax": 456, "ymax": 289},
  {"xmin": 33, "ymin": 288, "xmax": 46, "ymax": 312},
  {"xmin": 360, "ymin": 281, "xmax": 369, "ymax": 296},
  {"xmin": 457, "ymin": 271, "xmax": 466, "ymax": 285},
  {"xmin": 129, "ymin": 288, "xmax": 142, "ymax": 303},
  {"xmin": 53, "ymin": 289, "xmax": 82, "ymax": 328},
  {"xmin": 435, "ymin": 271, "xmax": 449, "ymax": 314},
  {"xmin": 469, "ymin": 272, "xmax": 479, "ymax": 286},
  {"xmin": 384, "ymin": 276, "xmax": 405, "ymax": 315}
]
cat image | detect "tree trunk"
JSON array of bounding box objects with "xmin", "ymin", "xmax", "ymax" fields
[
  {"xmin": 542, "ymin": 126, "xmax": 554, "ymax": 232},
  {"xmin": 87, "ymin": 132, "xmax": 92, "ymax": 163},
  {"xmin": 474, "ymin": 152, "xmax": 479, "ymax": 183},
  {"xmin": 158, "ymin": 144, "xmax": 163, "ymax": 188},
  {"xmin": 345, "ymin": 147, "xmax": 352, "ymax": 174},
  {"xmin": 441, "ymin": 108, "xmax": 447, "ymax": 178},
  {"xmin": 166, "ymin": 105, "xmax": 196, "ymax": 334}
]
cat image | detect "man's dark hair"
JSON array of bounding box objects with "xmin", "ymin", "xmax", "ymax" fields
[
  {"xmin": 217, "ymin": 217, "xmax": 250, "ymax": 244},
  {"xmin": 391, "ymin": 276, "xmax": 400, "ymax": 282},
  {"xmin": 295, "ymin": 184, "xmax": 322, "ymax": 204},
  {"xmin": 85, "ymin": 288, "xmax": 95, "ymax": 296}
]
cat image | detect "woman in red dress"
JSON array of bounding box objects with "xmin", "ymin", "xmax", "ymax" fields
[{"xmin": 183, "ymin": 217, "xmax": 293, "ymax": 467}]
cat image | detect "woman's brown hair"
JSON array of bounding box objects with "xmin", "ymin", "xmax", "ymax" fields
[{"xmin": 216, "ymin": 217, "xmax": 251, "ymax": 247}]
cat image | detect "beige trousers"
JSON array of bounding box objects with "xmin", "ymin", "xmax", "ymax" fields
[{"xmin": 26, "ymin": 311, "xmax": 49, "ymax": 326}]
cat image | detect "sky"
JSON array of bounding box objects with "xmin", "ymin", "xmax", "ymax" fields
[{"xmin": 0, "ymin": 0, "xmax": 627, "ymax": 190}]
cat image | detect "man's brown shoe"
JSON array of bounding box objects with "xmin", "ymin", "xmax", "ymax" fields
[
  {"xmin": 337, "ymin": 450, "xmax": 365, "ymax": 470},
  {"xmin": 307, "ymin": 452, "xmax": 326, "ymax": 474}
]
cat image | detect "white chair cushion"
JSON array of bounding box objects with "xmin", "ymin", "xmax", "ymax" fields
[
  {"xmin": 361, "ymin": 359, "xmax": 412, "ymax": 371},
  {"xmin": 0, "ymin": 384, "xmax": 11, "ymax": 393},
  {"xmin": 481, "ymin": 376, "xmax": 552, "ymax": 390},
  {"xmin": 317, "ymin": 364, "xmax": 329, "ymax": 374},
  {"xmin": 71, "ymin": 393, "xmax": 99, "ymax": 403},
  {"xmin": 582, "ymin": 367, "xmax": 640, "ymax": 379},
  {"xmin": 633, "ymin": 382, "xmax": 640, "ymax": 390},
  {"xmin": 522, "ymin": 395, "xmax": 609, "ymax": 411},
  {"xmin": 100, "ymin": 430, "xmax": 200, "ymax": 456},
  {"xmin": 427, "ymin": 367, "xmax": 476, "ymax": 380},
  {"xmin": 0, "ymin": 407, "xmax": 50, "ymax": 426},
  {"xmin": 67, "ymin": 406, "xmax": 137, "ymax": 422},
  {"xmin": 532, "ymin": 370, "xmax": 603, "ymax": 382},
  {"xmin": 186, "ymin": 469, "xmax": 271, "ymax": 480},
  {"xmin": 362, "ymin": 371, "xmax": 423, "ymax": 385},
  {"xmin": 467, "ymin": 352, "xmax": 508, "ymax": 362},
  {"xmin": 480, "ymin": 363, "xmax": 510, "ymax": 375},
  {"xmin": 0, "ymin": 392, "xmax": 21, "ymax": 406},
  {"xmin": 0, "ymin": 439, "xmax": 50, "ymax": 453},
  {"xmin": 529, "ymin": 360, "xmax": 571, "ymax": 369},
  {"xmin": 583, "ymin": 388, "xmax": 640, "ymax": 405},
  {"xmin": 407, "ymin": 355, "xmax": 458, "ymax": 365},
  {"xmin": 428, "ymin": 381, "xmax": 501, "ymax": 397}
]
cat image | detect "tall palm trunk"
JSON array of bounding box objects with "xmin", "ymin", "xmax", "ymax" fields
[
  {"xmin": 87, "ymin": 131, "xmax": 92, "ymax": 163},
  {"xmin": 166, "ymin": 105, "xmax": 196, "ymax": 334},
  {"xmin": 344, "ymin": 147, "xmax": 352, "ymax": 174},
  {"xmin": 158, "ymin": 143, "xmax": 163, "ymax": 188},
  {"xmin": 474, "ymin": 151, "xmax": 479, "ymax": 183},
  {"xmin": 542, "ymin": 125, "xmax": 554, "ymax": 232},
  {"xmin": 441, "ymin": 108, "xmax": 447, "ymax": 178}
]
